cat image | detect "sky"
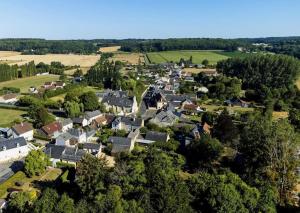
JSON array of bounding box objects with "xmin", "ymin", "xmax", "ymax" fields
[{"xmin": 0, "ymin": 0, "xmax": 299, "ymax": 39}]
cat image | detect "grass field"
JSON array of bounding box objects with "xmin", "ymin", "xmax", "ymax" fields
[
  {"xmin": 0, "ymin": 51, "xmax": 100, "ymax": 67},
  {"xmin": 0, "ymin": 169, "xmax": 62, "ymax": 198},
  {"xmin": 183, "ymin": 68, "xmax": 217, "ymax": 74},
  {"xmin": 111, "ymin": 52, "xmax": 144, "ymax": 65},
  {"xmin": 146, "ymin": 50, "xmax": 230, "ymax": 64},
  {"xmin": 99, "ymin": 46, "xmax": 121, "ymax": 53},
  {"xmin": 0, "ymin": 74, "xmax": 60, "ymax": 93},
  {"xmin": 0, "ymin": 109, "xmax": 26, "ymax": 127}
]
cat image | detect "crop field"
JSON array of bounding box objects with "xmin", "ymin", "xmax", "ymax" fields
[
  {"xmin": 111, "ymin": 52, "xmax": 144, "ymax": 65},
  {"xmin": 183, "ymin": 68, "xmax": 217, "ymax": 74},
  {"xmin": 0, "ymin": 74, "xmax": 60, "ymax": 93},
  {"xmin": 99, "ymin": 46, "xmax": 121, "ymax": 53},
  {"xmin": 146, "ymin": 50, "xmax": 232, "ymax": 64},
  {"xmin": 0, "ymin": 51, "xmax": 100, "ymax": 67},
  {"xmin": 0, "ymin": 109, "xmax": 26, "ymax": 127}
]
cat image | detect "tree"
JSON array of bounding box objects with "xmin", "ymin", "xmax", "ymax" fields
[
  {"xmin": 24, "ymin": 150, "xmax": 50, "ymax": 177},
  {"xmin": 28, "ymin": 105, "xmax": 55, "ymax": 128},
  {"xmin": 186, "ymin": 135, "xmax": 223, "ymax": 169},
  {"xmin": 33, "ymin": 188, "xmax": 59, "ymax": 213},
  {"xmin": 64, "ymin": 101, "xmax": 83, "ymax": 118},
  {"xmin": 56, "ymin": 193, "xmax": 75, "ymax": 213},
  {"xmin": 289, "ymin": 108, "xmax": 300, "ymax": 131},
  {"xmin": 73, "ymin": 69, "xmax": 83, "ymax": 77},
  {"xmin": 202, "ymin": 59, "xmax": 209, "ymax": 66},
  {"xmin": 213, "ymin": 109, "xmax": 239, "ymax": 146},
  {"xmin": 187, "ymin": 172, "xmax": 260, "ymax": 212},
  {"xmin": 6, "ymin": 191, "xmax": 36, "ymax": 213},
  {"xmin": 59, "ymin": 73, "xmax": 67, "ymax": 82},
  {"xmin": 76, "ymin": 154, "xmax": 108, "ymax": 199},
  {"xmin": 79, "ymin": 91, "xmax": 99, "ymax": 111}
]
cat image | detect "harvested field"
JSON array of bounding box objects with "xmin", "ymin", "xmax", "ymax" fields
[
  {"xmin": 0, "ymin": 52, "xmax": 99, "ymax": 67},
  {"xmin": 111, "ymin": 52, "xmax": 144, "ymax": 65},
  {"xmin": 99, "ymin": 46, "xmax": 121, "ymax": 53},
  {"xmin": 0, "ymin": 51, "xmax": 21, "ymax": 57}
]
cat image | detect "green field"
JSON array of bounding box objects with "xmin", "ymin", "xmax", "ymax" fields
[
  {"xmin": 0, "ymin": 108, "xmax": 26, "ymax": 127},
  {"xmin": 146, "ymin": 50, "xmax": 231, "ymax": 64},
  {"xmin": 0, "ymin": 75, "xmax": 60, "ymax": 93}
]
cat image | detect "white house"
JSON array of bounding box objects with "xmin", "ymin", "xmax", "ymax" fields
[
  {"xmin": 85, "ymin": 110, "xmax": 102, "ymax": 125},
  {"xmin": 0, "ymin": 94, "xmax": 18, "ymax": 104},
  {"xmin": 60, "ymin": 118, "xmax": 73, "ymax": 132},
  {"xmin": 11, "ymin": 122, "xmax": 34, "ymax": 141},
  {"xmin": 0, "ymin": 137, "xmax": 30, "ymax": 162}
]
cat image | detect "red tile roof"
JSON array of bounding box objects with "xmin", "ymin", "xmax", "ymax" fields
[{"xmin": 41, "ymin": 122, "xmax": 62, "ymax": 136}]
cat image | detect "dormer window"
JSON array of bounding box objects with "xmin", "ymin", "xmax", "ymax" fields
[
  {"xmin": 2, "ymin": 146, "xmax": 6, "ymax": 151},
  {"xmin": 17, "ymin": 143, "xmax": 20, "ymax": 147}
]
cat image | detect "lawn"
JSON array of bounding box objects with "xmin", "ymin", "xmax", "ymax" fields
[
  {"xmin": 0, "ymin": 168, "xmax": 62, "ymax": 198},
  {"xmin": 146, "ymin": 50, "xmax": 230, "ymax": 64},
  {"xmin": 0, "ymin": 75, "xmax": 60, "ymax": 93},
  {"xmin": 0, "ymin": 108, "xmax": 26, "ymax": 127}
]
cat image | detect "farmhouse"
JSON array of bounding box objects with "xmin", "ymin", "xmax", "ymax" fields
[
  {"xmin": 40, "ymin": 121, "xmax": 62, "ymax": 138},
  {"xmin": 12, "ymin": 122, "xmax": 34, "ymax": 141},
  {"xmin": 0, "ymin": 94, "xmax": 18, "ymax": 104},
  {"xmin": 98, "ymin": 90, "xmax": 138, "ymax": 115},
  {"xmin": 224, "ymin": 98, "xmax": 249, "ymax": 108},
  {"xmin": 109, "ymin": 136, "xmax": 134, "ymax": 155},
  {"xmin": 0, "ymin": 137, "xmax": 31, "ymax": 162},
  {"xmin": 112, "ymin": 116, "xmax": 144, "ymax": 132}
]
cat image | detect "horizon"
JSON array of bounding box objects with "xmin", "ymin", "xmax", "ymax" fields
[{"xmin": 1, "ymin": 0, "xmax": 300, "ymax": 39}]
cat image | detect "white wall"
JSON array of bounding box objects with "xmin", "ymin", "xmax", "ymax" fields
[
  {"xmin": 0, "ymin": 145, "xmax": 30, "ymax": 162},
  {"xmin": 13, "ymin": 130, "xmax": 34, "ymax": 141}
]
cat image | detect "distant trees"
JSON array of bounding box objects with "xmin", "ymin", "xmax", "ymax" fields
[
  {"xmin": 202, "ymin": 59, "xmax": 209, "ymax": 66},
  {"xmin": 24, "ymin": 150, "xmax": 50, "ymax": 177},
  {"xmin": 217, "ymin": 54, "xmax": 300, "ymax": 104}
]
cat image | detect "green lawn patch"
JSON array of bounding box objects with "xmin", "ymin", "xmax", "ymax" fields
[
  {"xmin": 0, "ymin": 108, "xmax": 26, "ymax": 127},
  {"xmin": 146, "ymin": 50, "xmax": 229, "ymax": 64},
  {"xmin": 0, "ymin": 75, "xmax": 60, "ymax": 93}
]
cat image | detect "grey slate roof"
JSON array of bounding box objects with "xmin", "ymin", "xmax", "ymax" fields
[
  {"xmin": 121, "ymin": 117, "xmax": 143, "ymax": 126},
  {"xmin": 60, "ymin": 118, "xmax": 73, "ymax": 127},
  {"xmin": 83, "ymin": 143, "xmax": 101, "ymax": 150},
  {"xmin": 61, "ymin": 147, "xmax": 86, "ymax": 162},
  {"xmin": 109, "ymin": 136, "xmax": 132, "ymax": 153},
  {"xmin": 45, "ymin": 144, "xmax": 65, "ymax": 159},
  {"xmin": 68, "ymin": 128, "xmax": 85, "ymax": 137},
  {"xmin": 85, "ymin": 110, "xmax": 101, "ymax": 120},
  {"xmin": 101, "ymin": 91, "xmax": 134, "ymax": 108},
  {"xmin": 0, "ymin": 137, "xmax": 27, "ymax": 151},
  {"xmin": 56, "ymin": 132, "xmax": 73, "ymax": 142},
  {"xmin": 72, "ymin": 117, "xmax": 86, "ymax": 124},
  {"xmin": 145, "ymin": 131, "xmax": 168, "ymax": 142}
]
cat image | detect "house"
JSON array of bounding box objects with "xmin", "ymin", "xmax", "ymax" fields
[
  {"xmin": 143, "ymin": 87, "xmax": 167, "ymax": 110},
  {"xmin": 55, "ymin": 81, "xmax": 65, "ymax": 89},
  {"xmin": 82, "ymin": 143, "xmax": 102, "ymax": 157},
  {"xmin": 136, "ymin": 131, "xmax": 170, "ymax": 145},
  {"xmin": 43, "ymin": 81, "xmax": 55, "ymax": 89},
  {"xmin": 112, "ymin": 117, "xmax": 144, "ymax": 132},
  {"xmin": 67, "ymin": 128, "xmax": 96, "ymax": 143},
  {"xmin": 85, "ymin": 110, "xmax": 102, "ymax": 125},
  {"xmin": 163, "ymin": 93, "xmax": 190, "ymax": 109},
  {"xmin": 12, "ymin": 122, "xmax": 34, "ymax": 141},
  {"xmin": 0, "ymin": 137, "xmax": 30, "ymax": 162},
  {"xmin": 40, "ymin": 121, "xmax": 62, "ymax": 138},
  {"xmin": 0, "ymin": 128, "xmax": 13, "ymax": 139},
  {"xmin": 149, "ymin": 110, "xmax": 179, "ymax": 127},
  {"xmin": 98, "ymin": 90, "xmax": 138, "ymax": 115},
  {"xmin": 0, "ymin": 94, "xmax": 18, "ymax": 104},
  {"xmin": 192, "ymin": 123, "xmax": 211, "ymax": 139},
  {"xmin": 93, "ymin": 115, "xmax": 107, "ymax": 127},
  {"xmin": 45, "ymin": 144, "xmax": 86, "ymax": 167},
  {"xmin": 224, "ymin": 98, "xmax": 249, "ymax": 108},
  {"xmin": 181, "ymin": 102, "xmax": 203, "ymax": 115},
  {"xmin": 201, "ymin": 69, "xmax": 218, "ymax": 77},
  {"xmin": 109, "ymin": 136, "xmax": 134, "ymax": 155},
  {"xmin": 28, "ymin": 87, "xmax": 38, "ymax": 94},
  {"xmin": 60, "ymin": 118, "xmax": 73, "ymax": 132},
  {"xmin": 72, "ymin": 117, "xmax": 88, "ymax": 127},
  {"xmin": 55, "ymin": 132, "xmax": 77, "ymax": 147}
]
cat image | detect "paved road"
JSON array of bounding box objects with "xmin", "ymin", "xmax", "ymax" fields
[{"xmin": 0, "ymin": 160, "xmax": 24, "ymax": 184}]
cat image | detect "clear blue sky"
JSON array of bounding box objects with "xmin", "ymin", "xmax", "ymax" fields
[{"xmin": 0, "ymin": 0, "xmax": 299, "ymax": 39}]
